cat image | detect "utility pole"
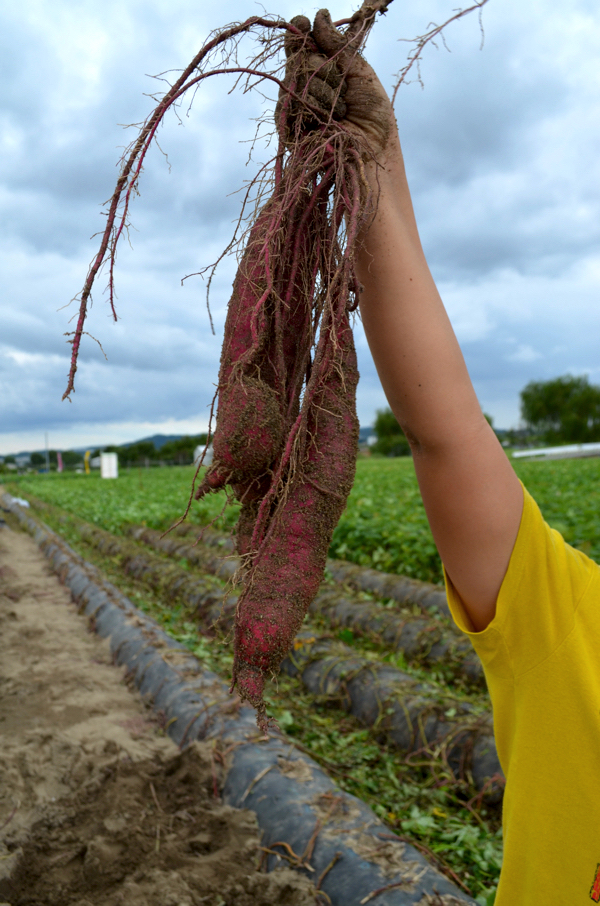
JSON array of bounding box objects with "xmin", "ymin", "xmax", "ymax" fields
[{"xmin": 45, "ymin": 432, "xmax": 50, "ymax": 473}]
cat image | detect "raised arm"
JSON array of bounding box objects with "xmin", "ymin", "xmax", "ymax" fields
[
  {"xmin": 311, "ymin": 10, "xmax": 524, "ymax": 631},
  {"xmin": 356, "ymin": 137, "xmax": 523, "ymax": 631}
]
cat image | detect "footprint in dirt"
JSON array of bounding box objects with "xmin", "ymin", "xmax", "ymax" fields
[{"xmin": 0, "ymin": 742, "xmax": 317, "ymax": 906}]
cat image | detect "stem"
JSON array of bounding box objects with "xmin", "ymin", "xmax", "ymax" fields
[
  {"xmin": 391, "ymin": 0, "xmax": 490, "ymax": 104},
  {"xmin": 62, "ymin": 16, "xmax": 297, "ymax": 400}
]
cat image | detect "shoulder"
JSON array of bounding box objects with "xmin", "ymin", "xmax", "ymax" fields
[
  {"xmin": 511, "ymin": 487, "xmax": 598, "ymax": 606},
  {"xmin": 446, "ymin": 484, "xmax": 599, "ymax": 674}
]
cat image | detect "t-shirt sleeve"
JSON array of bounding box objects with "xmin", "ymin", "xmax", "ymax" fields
[{"xmin": 444, "ymin": 484, "xmax": 595, "ymax": 679}]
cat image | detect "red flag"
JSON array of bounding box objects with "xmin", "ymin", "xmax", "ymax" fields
[{"xmin": 590, "ymin": 864, "xmax": 600, "ymax": 902}]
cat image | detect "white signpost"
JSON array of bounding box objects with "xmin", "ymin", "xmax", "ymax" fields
[
  {"xmin": 100, "ymin": 452, "xmax": 119, "ymax": 478},
  {"xmin": 193, "ymin": 444, "xmax": 213, "ymax": 466}
]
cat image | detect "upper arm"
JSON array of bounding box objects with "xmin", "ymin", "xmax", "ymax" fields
[
  {"xmin": 412, "ymin": 418, "xmax": 524, "ymax": 632},
  {"xmin": 353, "ymin": 161, "xmax": 523, "ymax": 631}
]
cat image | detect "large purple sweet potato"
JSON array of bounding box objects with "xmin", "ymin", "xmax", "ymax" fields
[{"xmin": 232, "ymin": 312, "xmax": 359, "ymax": 729}]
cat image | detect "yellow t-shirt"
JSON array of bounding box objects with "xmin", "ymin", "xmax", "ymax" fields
[{"xmin": 445, "ymin": 486, "xmax": 600, "ymax": 905}]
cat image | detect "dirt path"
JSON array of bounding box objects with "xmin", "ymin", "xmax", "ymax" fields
[{"xmin": 0, "ymin": 520, "xmax": 316, "ymax": 906}]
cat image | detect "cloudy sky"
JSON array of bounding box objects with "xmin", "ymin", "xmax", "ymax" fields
[{"xmin": 1, "ymin": 0, "xmax": 599, "ymax": 454}]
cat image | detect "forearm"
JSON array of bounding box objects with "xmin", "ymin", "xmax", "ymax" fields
[
  {"xmin": 279, "ymin": 10, "xmax": 522, "ymax": 630},
  {"xmin": 356, "ymin": 139, "xmax": 486, "ymax": 452}
]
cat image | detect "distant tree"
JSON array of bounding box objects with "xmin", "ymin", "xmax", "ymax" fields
[
  {"xmin": 122, "ymin": 441, "xmax": 156, "ymax": 463},
  {"xmin": 4, "ymin": 455, "xmax": 16, "ymax": 464},
  {"xmin": 62, "ymin": 450, "xmax": 83, "ymax": 466},
  {"xmin": 372, "ymin": 407, "xmax": 410, "ymax": 457},
  {"xmin": 520, "ymin": 375, "xmax": 600, "ymax": 444},
  {"xmin": 30, "ymin": 452, "xmax": 45, "ymax": 466},
  {"xmin": 160, "ymin": 434, "xmax": 208, "ymax": 464}
]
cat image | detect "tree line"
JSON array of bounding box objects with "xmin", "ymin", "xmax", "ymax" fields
[
  {"xmin": 101, "ymin": 434, "xmax": 208, "ymax": 466},
  {"xmin": 1, "ymin": 435, "xmax": 210, "ymax": 472},
  {"xmin": 371, "ymin": 374, "xmax": 600, "ymax": 456},
  {"xmin": 6, "ymin": 374, "xmax": 599, "ymax": 470}
]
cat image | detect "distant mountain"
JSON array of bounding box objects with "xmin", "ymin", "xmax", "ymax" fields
[
  {"xmin": 120, "ymin": 434, "xmax": 187, "ymax": 450},
  {"xmin": 4, "ymin": 428, "xmax": 381, "ymax": 460},
  {"xmin": 71, "ymin": 434, "xmax": 187, "ymax": 454}
]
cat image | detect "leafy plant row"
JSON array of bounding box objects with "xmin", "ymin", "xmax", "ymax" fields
[
  {"xmin": 12, "ymin": 455, "xmax": 600, "ymax": 586},
  {"xmin": 128, "ymin": 522, "xmax": 482, "ymax": 689},
  {"xmin": 25, "ymin": 500, "xmax": 499, "ymax": 803},
  {"xmin": 25, "ymin": 491, "xmax": 482, "ymax": 690}
]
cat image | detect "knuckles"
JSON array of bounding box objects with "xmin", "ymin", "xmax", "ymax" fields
[{"xmin": 278, "ymin": 9, "xmax": 392, "ymax": 156}]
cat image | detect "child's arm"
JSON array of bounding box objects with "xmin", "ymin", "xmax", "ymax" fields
[
  {"xmin": 356, "ymin": 138, "xmax": 523, "ymax": 631},
  {"xmin": 305, "ymin": 10, "xmax": 523, "ymax": 631}
]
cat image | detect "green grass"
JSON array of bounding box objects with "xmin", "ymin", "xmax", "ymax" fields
[{"xmin": 8, "ymin": 453, "xmax": 600, "ymax": 588}]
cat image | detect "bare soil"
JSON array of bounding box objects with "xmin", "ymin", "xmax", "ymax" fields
[{"xmin": 0, "ymin": 521, "xmax": 316, "ymax": 906}]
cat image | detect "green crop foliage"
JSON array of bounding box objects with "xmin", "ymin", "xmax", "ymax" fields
[
  {"xmin": 9, "ymin": 466, "xmax": 240, "ymax": 536},
  {"xmin": 331, "ymin": 456, "xmax": 600, "ymax": 582},
  {"xmin": 513, "ymin": 457, "xmax": 600, "ymax": 561},
  {"xmin": 10, "ymin": 454, "xmax": 600, "ymax": 587},
  {"xmin": 330, "ymin": 458, "xmax": 440, "ymax": 581}
]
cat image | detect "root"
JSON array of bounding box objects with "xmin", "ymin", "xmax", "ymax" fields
[{"xmin": 63, "ymin": 1, "xmax": 492, "ymax": 728}]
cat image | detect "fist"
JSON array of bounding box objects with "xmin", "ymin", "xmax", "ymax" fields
[{"xmin": 276, "ymin": 9, "xmax": 394, "ymax": 158}]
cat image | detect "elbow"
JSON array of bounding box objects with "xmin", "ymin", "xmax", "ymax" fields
[{"xmin": 399, "ymin": 411, "xmax": 494, "ymax": 461}]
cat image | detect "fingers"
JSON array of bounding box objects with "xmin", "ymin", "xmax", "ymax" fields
[
  {"xmin": 312, "ymin": 9, "xmax": 347, "ymax": 59},
  {"xmin": 304, "ymin": 54, "xmax": 334, "ymax": 88},
  {"xmin": 284, "ymin": 14, "xmax": 311, "ymax": 58},
  {"xmin": 305, "ymin": 74, "xmax": 347, "ymax": 120},
  {"xmin": 279, "ymin": 8, "xmax": 395, "ymax": 158},
  {"xmin": 279, "ymin": 9, "xmax": 364, "ymax": 145}
]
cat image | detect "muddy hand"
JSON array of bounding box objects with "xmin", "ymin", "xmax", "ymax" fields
[
  {"xmin": 276, "ymin": 14, "xmax": 349, "ymax": 146},
  {"xmin": 276, "ymin": 10, "xmax": 395, "ymax": 158},
  {"xmin": 311, "ymin": 9, "xmax": 394, "ymax": 158}
]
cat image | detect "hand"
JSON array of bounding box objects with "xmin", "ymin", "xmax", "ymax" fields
[
  {"xmin": 277, "ymin": 9, "xmax": 396, "ymax": 160},
  {"xmin": 276, "ymin": 14, "xmax": 348, "ymax": 146}
]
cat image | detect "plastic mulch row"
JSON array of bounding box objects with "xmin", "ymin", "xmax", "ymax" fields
[
  {"xmin": 24, "ymin": 498, "xmax": 474, "ymax": 688},
  {"xmin": 126, "ymin": 524, "xmax": 484, "ymax": 688},
  {"xmin": 282, "ymin": 635, "xmax": 502, "ymax": 803},
  {"xmin": 47, "ymin": 513, "xmax": 501, "ymax": 799},
  {"xmin": 1, "ymin": 491, "xmax": 477, "ymax": 906},
  {"xmin": 169, "ymin": 520, "xmax": 451, "ymax": 617}
]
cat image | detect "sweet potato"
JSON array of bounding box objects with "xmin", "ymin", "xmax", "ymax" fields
[
  {"xmin": 232, "ymin": 311, "xmax": 359, "ymax": 729},
  {"xmin": 195, "ymin": 203, "xmax": 285, "ymax": 502},
  {"xmin": 63, "ymin": 6, "xmax": 394, "ymax": 732},
  {"xmin": 198, "ymin": 174, "xmax": 331, "ymax": 563}
]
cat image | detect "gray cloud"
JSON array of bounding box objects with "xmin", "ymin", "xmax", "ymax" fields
[{"xmin": 1, "ymin": 0, "xmax": 599, "ymax": 452}]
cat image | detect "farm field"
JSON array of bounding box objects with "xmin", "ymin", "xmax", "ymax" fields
[
  {"xmin": 11, "ymin": 454, "xmax": 600, "ymax": 584},
  {"xmin": 6, "ymin": 453, "xmax": 600, "ymax": 903},
  {"xmin": 2, "ymin": 491, "xmax": 503, "ymax": 903},
  {"xmin": 6, "ymin": 454, "xmax": 599, "ymax": 904},
  {"xmin": 0, "ymin": 521, "xmax": 316, "ymax": 906}
]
